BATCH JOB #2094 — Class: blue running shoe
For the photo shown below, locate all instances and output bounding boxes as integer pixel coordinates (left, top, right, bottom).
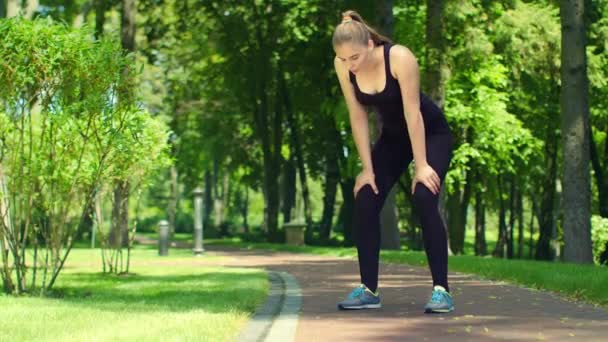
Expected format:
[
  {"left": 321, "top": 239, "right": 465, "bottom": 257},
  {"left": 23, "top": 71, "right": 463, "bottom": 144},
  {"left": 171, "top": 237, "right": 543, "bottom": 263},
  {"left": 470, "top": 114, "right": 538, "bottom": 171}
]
[
  {"left": 337, "top": 284, "right": 381, "bottom": 310},
  {"left": 424, "top": 285, "right": 454, "bottom": 313}
]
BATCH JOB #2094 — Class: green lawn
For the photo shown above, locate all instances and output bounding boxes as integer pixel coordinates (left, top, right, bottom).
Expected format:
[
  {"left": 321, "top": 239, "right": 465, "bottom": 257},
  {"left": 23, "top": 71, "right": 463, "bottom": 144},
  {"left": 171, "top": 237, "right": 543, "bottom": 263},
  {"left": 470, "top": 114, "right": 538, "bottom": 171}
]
[
  {"left": 0, "top": 247, "right": 268, "bottom": 342},
  {"left": 206, "top": 238, "right": 608, "bottom": 309}
]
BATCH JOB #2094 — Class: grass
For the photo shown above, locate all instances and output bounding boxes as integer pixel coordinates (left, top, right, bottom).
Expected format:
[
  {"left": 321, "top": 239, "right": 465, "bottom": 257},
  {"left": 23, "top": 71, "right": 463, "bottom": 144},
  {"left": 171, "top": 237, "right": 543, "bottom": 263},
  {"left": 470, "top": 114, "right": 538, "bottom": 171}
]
[
  {"left": 0, "top": 247, "right": 268, "bottom": 342},
  {"left": 206, "top": 237, "right": 608, "bottom": 309}
]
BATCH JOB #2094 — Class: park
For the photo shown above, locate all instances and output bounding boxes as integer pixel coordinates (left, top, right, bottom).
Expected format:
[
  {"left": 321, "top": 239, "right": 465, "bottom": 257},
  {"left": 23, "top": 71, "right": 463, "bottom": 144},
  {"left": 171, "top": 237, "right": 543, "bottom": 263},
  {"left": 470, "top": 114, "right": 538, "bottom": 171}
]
[{"left": 1, "top": 0, "right": 608, "bottom": 341}]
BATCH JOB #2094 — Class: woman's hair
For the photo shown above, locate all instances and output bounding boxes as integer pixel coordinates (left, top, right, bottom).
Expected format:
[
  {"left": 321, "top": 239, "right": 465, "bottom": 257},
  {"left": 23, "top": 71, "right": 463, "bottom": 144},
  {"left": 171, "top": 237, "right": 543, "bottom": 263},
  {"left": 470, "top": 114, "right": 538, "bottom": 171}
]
[{"left": 332, "top": 10, "right": 392, "bottom": 47}]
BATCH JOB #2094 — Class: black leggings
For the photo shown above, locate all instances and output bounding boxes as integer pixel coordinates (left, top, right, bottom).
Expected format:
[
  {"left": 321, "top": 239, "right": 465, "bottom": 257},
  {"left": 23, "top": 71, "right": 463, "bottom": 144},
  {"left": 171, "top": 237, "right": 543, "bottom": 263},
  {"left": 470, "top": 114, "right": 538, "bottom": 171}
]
[{"left": 353, "top": 132, "right": 453, "bottom": 293}]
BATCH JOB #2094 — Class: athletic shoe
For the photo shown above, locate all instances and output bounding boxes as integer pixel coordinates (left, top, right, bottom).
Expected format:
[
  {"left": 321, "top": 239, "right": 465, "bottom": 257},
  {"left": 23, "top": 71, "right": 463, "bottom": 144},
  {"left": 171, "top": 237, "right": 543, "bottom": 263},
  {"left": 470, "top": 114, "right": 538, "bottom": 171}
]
[
  {"left": 424, "top": 285, "right": 454, "bottom": 313},
  {"left": 337, "top": 284, "right": 381, "bottom": 310}
]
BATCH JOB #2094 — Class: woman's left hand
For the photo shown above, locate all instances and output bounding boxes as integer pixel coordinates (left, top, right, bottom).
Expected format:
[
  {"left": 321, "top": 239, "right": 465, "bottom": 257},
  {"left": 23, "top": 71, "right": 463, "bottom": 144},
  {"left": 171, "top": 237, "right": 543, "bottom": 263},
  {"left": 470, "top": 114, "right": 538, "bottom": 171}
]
[{"left": 411, "top": 164, "right": 441, "bottom": 195}]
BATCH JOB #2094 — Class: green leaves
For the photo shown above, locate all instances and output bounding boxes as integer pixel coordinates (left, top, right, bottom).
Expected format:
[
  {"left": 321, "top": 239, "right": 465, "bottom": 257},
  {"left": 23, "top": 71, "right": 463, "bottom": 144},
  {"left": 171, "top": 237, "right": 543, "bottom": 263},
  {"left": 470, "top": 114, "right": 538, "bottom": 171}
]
[
  {"left": 591, "top": 215, "right": 608, "bottom": 265},
  {"left": 0, "top": 17, "right": 170, "bottom": 293}
]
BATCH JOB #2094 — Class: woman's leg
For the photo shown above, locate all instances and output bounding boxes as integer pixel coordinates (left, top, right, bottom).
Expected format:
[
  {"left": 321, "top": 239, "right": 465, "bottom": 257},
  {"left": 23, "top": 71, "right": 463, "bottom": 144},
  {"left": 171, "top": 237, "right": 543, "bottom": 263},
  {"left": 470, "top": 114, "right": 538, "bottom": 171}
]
[
  {"left": 354, "top": 137, "right": 412, "bottom": 293},
  {"left": 411, "top": 133, "right": 454, "bottom": 292}
]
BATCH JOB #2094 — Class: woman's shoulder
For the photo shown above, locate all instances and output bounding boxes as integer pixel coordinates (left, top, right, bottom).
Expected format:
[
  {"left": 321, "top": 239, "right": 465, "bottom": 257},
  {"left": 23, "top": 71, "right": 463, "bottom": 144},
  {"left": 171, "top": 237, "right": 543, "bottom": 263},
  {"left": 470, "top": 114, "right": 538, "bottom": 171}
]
[
  {"left": 388, "top": 44, "right": 419, "bottom": 77},
  {"left": 388, "top": 44, "right": 417, "bottom": 62}
]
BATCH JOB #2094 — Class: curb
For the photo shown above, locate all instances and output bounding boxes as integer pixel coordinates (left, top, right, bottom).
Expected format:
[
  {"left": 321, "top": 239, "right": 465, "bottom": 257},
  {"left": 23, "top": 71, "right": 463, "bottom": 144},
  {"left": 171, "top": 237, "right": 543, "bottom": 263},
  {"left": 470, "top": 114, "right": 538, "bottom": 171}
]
[{"left": 237, "top": 271, "right": 302, "bottom": 342}]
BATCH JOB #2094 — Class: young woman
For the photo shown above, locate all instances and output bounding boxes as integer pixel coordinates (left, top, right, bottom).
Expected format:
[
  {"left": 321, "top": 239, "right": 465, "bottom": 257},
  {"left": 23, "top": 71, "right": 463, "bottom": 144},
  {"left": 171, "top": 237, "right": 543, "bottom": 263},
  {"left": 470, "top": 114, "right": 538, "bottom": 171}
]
[{"left": 333, "top": 10, "right": 454, "bottom": 313}]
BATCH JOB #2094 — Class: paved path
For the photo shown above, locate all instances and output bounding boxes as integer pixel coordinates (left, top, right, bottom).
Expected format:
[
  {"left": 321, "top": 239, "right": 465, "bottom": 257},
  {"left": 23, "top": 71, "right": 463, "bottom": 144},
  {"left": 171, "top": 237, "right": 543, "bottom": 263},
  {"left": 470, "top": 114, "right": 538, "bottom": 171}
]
[{"left": 141, "top": 237, "right": 607, "bottom": 341}]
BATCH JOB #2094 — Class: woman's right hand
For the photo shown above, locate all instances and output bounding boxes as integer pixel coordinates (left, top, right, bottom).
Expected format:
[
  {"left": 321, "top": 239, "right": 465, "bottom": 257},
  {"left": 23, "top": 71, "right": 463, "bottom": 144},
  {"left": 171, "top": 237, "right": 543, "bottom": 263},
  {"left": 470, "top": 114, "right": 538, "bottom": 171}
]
[{"left": 354, "top": 168, "right": 379, "bottom": 197}]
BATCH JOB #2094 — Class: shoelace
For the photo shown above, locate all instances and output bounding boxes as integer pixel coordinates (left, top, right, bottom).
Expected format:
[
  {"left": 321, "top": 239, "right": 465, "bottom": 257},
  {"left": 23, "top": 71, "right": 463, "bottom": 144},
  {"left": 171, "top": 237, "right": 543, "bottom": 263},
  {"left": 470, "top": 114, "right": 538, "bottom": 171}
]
[
  {"left": 430, "top": 290, "right": 445, "bottom": 303},
  {"left": 348, "top": 286, "right": 365, "bottom": 299}
]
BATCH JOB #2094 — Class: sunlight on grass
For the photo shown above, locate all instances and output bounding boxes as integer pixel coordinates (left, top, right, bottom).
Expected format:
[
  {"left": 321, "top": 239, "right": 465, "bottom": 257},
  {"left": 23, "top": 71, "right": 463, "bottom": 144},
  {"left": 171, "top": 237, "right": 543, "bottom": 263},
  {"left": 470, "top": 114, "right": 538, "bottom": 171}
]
[{"left": 0, "top": 247, "right": 268, "bottom": 342}]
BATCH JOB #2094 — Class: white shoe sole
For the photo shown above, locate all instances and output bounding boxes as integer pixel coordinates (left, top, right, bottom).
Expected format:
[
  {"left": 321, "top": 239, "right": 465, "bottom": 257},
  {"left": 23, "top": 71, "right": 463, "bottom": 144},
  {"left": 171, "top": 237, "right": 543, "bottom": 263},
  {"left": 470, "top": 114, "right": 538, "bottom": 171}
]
[
  {"left": 338, "top": 303, "right": 382, "bottom": 310},
  {"left": 425, "top": 306, "right": 454, "bottom": 313}
]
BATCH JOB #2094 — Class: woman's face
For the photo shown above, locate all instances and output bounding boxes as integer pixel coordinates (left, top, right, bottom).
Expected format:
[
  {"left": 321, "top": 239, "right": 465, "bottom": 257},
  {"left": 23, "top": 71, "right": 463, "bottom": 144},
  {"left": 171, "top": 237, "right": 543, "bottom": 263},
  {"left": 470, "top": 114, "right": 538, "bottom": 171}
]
[{"left": 334, "top": 40, "right": 374, "bottom": 74}]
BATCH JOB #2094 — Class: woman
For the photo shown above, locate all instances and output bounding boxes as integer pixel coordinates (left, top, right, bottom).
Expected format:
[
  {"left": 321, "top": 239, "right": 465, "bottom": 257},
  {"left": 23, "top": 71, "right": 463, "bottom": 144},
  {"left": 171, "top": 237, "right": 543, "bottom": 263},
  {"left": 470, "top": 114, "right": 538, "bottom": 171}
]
[{"left": 333, "top": 10, "right": 454, "bottom": 313}]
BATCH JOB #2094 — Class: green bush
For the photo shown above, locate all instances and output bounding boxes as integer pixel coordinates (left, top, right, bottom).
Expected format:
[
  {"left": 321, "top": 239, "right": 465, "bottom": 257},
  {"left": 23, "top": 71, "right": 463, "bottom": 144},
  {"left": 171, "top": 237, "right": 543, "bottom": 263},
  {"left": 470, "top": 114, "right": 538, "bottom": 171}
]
[
  {"left": 0, "top": 17, "right": 170, "bottom": 293},
  {"left": 591, "top": 215, "right": 608, "bottom": 265}
]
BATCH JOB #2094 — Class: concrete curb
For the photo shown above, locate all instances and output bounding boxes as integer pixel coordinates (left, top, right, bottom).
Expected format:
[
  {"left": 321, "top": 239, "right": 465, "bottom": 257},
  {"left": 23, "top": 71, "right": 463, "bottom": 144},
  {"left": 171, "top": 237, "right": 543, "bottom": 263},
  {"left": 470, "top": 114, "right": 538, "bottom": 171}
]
[{"left": 237, "top": 271, "right": 301, "bottom": 342}]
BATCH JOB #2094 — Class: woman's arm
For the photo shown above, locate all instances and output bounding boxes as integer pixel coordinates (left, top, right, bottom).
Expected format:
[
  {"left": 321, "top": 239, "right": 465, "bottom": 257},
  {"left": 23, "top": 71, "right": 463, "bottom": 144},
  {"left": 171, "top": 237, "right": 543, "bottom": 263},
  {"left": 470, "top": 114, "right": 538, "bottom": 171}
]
[
  {"left": 334, "top": 57, "right": 373, "bottom": 172},
  {"left": 391, "top": 45, "right": 441, "bottom": 194}
]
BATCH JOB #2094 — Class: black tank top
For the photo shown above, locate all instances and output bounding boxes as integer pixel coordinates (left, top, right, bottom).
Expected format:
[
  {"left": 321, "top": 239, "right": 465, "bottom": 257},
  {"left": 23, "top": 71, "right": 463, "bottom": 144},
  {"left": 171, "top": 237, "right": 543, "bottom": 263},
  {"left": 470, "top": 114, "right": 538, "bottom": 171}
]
[{"left": 349, "top": 43, "right": 451, "bottom": 139}]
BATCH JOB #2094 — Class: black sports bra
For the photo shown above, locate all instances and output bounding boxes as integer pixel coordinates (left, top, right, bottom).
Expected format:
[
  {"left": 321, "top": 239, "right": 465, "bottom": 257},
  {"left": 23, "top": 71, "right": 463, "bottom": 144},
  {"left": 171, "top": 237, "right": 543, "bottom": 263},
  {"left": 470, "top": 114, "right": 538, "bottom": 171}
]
[{"left": 349, "top": 43, "right": 451, "bottom": 138}]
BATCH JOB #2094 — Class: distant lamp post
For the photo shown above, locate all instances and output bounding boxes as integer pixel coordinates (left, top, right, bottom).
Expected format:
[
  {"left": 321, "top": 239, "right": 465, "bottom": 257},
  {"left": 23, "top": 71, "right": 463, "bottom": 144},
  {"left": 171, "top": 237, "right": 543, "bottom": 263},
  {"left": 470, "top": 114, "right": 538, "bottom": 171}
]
[
  {"left": 193, "top": 187, "right": 205, "bottom": 255},
  {"left": 158, "top": 220, "right": 169, "bottom": 256}
]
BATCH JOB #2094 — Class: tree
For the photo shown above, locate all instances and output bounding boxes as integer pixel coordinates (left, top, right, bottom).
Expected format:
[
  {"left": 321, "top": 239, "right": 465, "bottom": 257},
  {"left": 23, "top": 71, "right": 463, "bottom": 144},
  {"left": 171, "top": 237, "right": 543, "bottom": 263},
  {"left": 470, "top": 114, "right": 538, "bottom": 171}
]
[
  {"left": 0, "top": 17, "right": 167, "bottom": 293},
  {"left": 560, "top": 0, "right": 593, "bottom": 263}
]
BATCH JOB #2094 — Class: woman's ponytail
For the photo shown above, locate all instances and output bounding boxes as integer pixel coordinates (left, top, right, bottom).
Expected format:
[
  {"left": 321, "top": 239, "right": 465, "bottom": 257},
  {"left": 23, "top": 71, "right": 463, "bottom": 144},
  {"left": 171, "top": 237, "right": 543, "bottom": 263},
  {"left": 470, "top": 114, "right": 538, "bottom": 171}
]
[{"left": 333, "top": 10, "right": 392, "bottom": 47}]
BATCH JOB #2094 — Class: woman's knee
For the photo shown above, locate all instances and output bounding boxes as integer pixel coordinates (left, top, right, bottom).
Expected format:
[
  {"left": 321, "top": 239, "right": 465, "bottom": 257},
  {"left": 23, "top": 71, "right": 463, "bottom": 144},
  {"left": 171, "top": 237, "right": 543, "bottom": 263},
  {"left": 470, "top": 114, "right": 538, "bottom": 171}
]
[
  {"left": 354, "top": 184, "right": 383, "bottom": 214},
  {"left": 412, "top": 183, "right": 438, "bottom": 210}
]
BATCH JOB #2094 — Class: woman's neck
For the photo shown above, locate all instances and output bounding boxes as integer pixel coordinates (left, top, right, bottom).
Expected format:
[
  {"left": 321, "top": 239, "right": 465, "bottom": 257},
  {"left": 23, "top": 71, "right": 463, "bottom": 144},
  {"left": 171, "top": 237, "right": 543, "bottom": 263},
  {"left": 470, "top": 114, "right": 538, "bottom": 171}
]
[{"left": 360, "top": 45, "right": 384, "bottom": 73}]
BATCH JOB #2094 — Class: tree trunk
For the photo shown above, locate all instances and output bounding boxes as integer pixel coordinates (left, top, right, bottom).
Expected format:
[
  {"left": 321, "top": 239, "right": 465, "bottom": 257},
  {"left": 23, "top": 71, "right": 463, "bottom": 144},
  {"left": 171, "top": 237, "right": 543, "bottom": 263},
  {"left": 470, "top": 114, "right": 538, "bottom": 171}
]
[
  {"left": 380, "top": 188, "right": 401, "bottom": 249},
  {"left": 517, "top": 188, "right": 524, "bottom": 258},
  {"left": 6, "top": 0, "right": 37, "bottom": 18},
  {"left": 529, "top": 200, "right": 536, "bottom": 259},
  {"left": 507, "top": 178, "right": 515, "bottom": 259},
  {"left": 242, "top": 186, "right": 249, "bottom": 233},
  {"left": 446, "top": 169, "right": 472, "bottom": 254},
  {"left": 220, "top": 172, "right": 230, "bottom": 236},
  {"left": 76, "top": 200, "right": 94, "bottom": 242},
  {"left": 168, "top": 165, "right": 178, "bottom": 237},
  {"left": 425, "top": 0, "right": 446, "bottom": 109},
  {"left": 5, "top": 0, "right": 16, "bottom": 17},
  {"left": 72, "top": 0, "right": 92, "bottom": 28},
  {"left": 94, "top": 0, "right": 106, "bottom": 40},
  {"left": 213, "top": 159, "right": 221, "bottom": 229},
  {"left": 400, "top": 172, "right": 422, "bottom": 250},
  {"left": 376, "top": 0, "right": 394, "bottom": 39},
  {"left": 536, "top": 130, "right": 559, "bottom": 260},
  {"left": 320, "top": 151, "right": 339, "bottom": 242},
  {"left": 474, "top": 187, "right": 487, "bottom": 256},
  {"left": 259, "top": 74, "right": 283, "bottom": 241},
  {"left": 251, "top": 29, "right": 281, "bottom": 239},
  {"left": 204, "top": 170, "right": 213, "bottom": 227},
  {"left": 112, "top": 0, "right": 136, "bottom": 250},
  {"left": 279, "top": 67, "right": 311, "bottom": 232},
  {"left": 446, "top": 190, "right": 464, "bottom": 254},
  {"left": 121, "top": 0, "right": 136, "bottom": 52},
  {"left": 282, "top": 154, "right": 296, "bottom": 224},
  {"left": 111, "top": 180, "right": 129, "bottom": 249},
  {"left": 0, "top": 163, "right": 15, "bottom": 293},
  {"left": 560, "top": 0, "right": 593, "bottom": 263},
  {"left": 493, "top": 175, "right": 507, "bottom": 258},
  {"left": 397, "top": 175, "right": 422, "bottom": 250},
  {"left": 24, "top": 0, "right": 37, "bottom": 18}
]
